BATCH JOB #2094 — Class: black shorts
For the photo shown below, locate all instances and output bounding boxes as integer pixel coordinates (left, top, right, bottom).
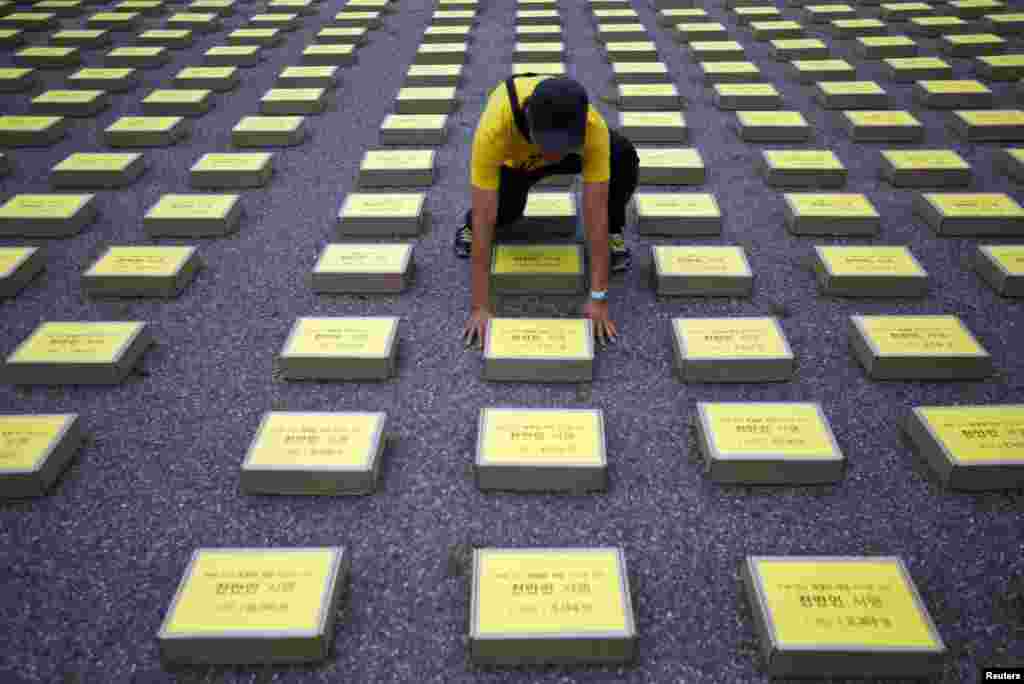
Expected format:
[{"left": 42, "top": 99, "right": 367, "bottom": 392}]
[{"left": 465, "top": 129, "right": 640, "bottom": 235}]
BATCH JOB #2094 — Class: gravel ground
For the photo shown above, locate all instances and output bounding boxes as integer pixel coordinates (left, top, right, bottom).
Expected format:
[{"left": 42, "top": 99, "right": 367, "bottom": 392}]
[{"left": 1, "top": 0, "right": 1023, "bottom": 682}]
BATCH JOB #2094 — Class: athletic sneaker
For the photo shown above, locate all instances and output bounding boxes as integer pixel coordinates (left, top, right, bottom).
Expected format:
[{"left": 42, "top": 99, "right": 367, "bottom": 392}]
[
  {"left": 454, "top": 222, "right": 472, "bottom": 258},
  {"left": 454, "top": 223, "right": 632, "bottom": 273},
  {"left": 609, "top": 232, "right": 631, "bottom": 273}
]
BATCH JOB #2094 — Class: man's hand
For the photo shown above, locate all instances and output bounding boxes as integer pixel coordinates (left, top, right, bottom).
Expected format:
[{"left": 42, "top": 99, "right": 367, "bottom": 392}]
[
  {"left": 463, "top": 305, "right": 493, "bottom": 350},
  {"left": 583, "top": 299, "right": 617, "bottom": 347}
]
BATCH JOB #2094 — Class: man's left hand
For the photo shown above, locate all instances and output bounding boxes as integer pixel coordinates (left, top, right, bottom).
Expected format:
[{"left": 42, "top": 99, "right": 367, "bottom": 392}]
[{"left": 582, "top": 299, "right": 617, "bottom": 347}]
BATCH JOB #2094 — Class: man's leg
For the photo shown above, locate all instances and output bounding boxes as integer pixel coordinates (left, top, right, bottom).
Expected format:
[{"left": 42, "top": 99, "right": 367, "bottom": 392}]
[
  {"left": 455, "top": 166, "right": 537, "bottom": 257},
  {"left": 607, "top": 129, "right": 640, "bottom": 272}
]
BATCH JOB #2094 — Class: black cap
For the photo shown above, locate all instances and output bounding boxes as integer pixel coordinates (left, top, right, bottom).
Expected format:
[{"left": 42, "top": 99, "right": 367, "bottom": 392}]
[{"left": 526, "top": 77, "right": 588, "bottom": 153}]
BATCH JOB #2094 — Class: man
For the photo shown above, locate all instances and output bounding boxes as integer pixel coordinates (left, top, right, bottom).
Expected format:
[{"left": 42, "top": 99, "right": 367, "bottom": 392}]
[{"left": 457, "top": 74, "right": 640, "bottom": 348}]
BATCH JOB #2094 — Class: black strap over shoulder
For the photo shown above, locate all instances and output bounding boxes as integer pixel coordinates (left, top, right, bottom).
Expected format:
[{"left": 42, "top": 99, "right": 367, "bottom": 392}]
[{"left": 505, "top": 73, "right": 537, "bottom": 143}]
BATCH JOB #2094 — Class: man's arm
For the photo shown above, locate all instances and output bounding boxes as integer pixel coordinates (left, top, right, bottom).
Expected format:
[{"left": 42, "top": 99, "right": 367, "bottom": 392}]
[
  {"left": 582, "top": 180, "right": 609, "bottom": 294},
  {"left": 581, "top": 180, "right": 617, "bottom": 344},
  {"left": 464, "top": 184, "right": 499, "bottom": 348}
]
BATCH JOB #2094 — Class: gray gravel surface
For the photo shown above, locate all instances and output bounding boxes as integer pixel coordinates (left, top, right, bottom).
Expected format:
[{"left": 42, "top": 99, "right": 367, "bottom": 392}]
[{"left": 1, "top": 0, "right": 1023, "bottom": 682}]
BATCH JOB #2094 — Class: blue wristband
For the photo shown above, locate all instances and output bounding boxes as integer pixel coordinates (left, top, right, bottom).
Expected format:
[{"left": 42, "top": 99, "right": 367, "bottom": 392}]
[{"left": 590, "top": 290, "right": 607, "bottom": 301}]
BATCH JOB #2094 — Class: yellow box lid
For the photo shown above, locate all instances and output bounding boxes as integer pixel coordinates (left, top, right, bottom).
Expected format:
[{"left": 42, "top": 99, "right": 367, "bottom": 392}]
[
  {"left": 492, "top": 244, "right": 582, "bottom": 275},
  {"left": 599, "top": 22, "right": 645, "bottom": 32},
  {"left": 88, "top": 11, "right": 138, "bottom": 19},
  {"left": 981, "top": 244, "right": 1024, "bottom": 275},
  {"left": 859, "top": 36, "right": 916, "bottom": 46},
  {"left": 833, "top": 19, "right": 885, "bottom": 27},
  {"left": 475, "top": 548, "right": 628, "bottom": 636},
  {"left": 637, "top": 147, "right": 704, "bottom": 167},
  {"left": 806, "top": 3, "right": 855, "bottom": 11},
  {"left": 85, "top": 245, "right": 193, "bottom": 277},
  {"left": 382, "top": 114, "right": 447, "bottom": 129},
  {"left": 923, "top": 192, "right": 1024, "bottom": 217},
  {"left": 397, "top": 86, "right": 456, "bottom": 100},
  {"left": 0, "top": 69, "right": 35, "bottom": 79},
  {"left": 361, "top": 149, "right": 434, "bottom": 170},
  {"left": 604, "top": 41, "right": 656, "bottom": 50},
  {"left": 978, "top": 55, "right": 1024, "bottom": 67},
  {"left": 34, "top": 89, "right": 103, "bottom": 103},
  {"left": 738, "top": 111, "right": 808, "bottom": 126},
  {"left": 0, "top": 115, "right": 63, "bottom": 132},
  {"left": 955, "top": 109, "right": 1024, "bottom": 126},
  {"left": 107, "top": 115, "right": 181, "bottom": 131},
  {"left": 844, "top": 110, "right": 920, "bottom": 126},
  {"left": 53, "top": 30, "right": 105, "bottom": 38},
  {"left": 516, "top": 23, "right": 561, "bottom": 32},
  {"left": 53, "top": 152, "right": 139, "bottom": 172},
  {"left": 0, "top": 246, "right": 37, "bottom": 279},
  {"left": 8, "top": 321, "right": 144, "bottom": 364},
  {"left": 703, "top": 61, "right": 758, "bottom": 74},
  {"left": 772, "top": 39, "right": 826, "bottom": 48},
  {"left": 752, "top": 20, "right": 802, "bottom": 29},
  {"left": 916, "top": 405, "right": 1024, "bottom": 464},
  {"left": 245, "top": 411, "right": 384, "bottom": 468},
  {"left": 71, "top": 68, "right": 133, "bottom": 79},
  {"left": 944, "top": 32, "right": 1003, "bottom": 44},
  {"left": 163, "top": 548, "right": 337, "bottom": 634},
  {"left": 816, "top": 245, "right": 926, "bottom": 277},
  {"left": 653, "top": 245, "right": 750, "bottom": 276},
  {"left": 144, "top": 89, "right": 208, "bottom": 103},
  {"left": 478, "top": 408, "right": 603, "bottom": 465},
  {"left": 191, "top": 152, "right": 271, "bottom": 172},
  {"left": 620, "top": 111, "right": 685, "bottom": 126},
  {"left": 261, "top": 88, "right": 324, "bottom": 101},
  {"left": 885, "top": 57, "right": 949, "bottom": 68},
  {"left": 0, "top": 414, "right": 75, "bottom": 473},
  {"left": 881, "top": 2, "right": 931, "bottom": 8},
  {"left": 918, "top": 79, "right": 990, "bottom": 94},
  {"left": 690, "top": 41, "right": 743, "bottom": 51},
  {"left": 427, "top": 25, "right": 471, "bottom": 34},
  {"left": 786, "top": 193, "right": 879, "bottom": 217},
  {"left": 792, "top": 59, "right": 853, "bottom": 70},
  {"left": 0, "top": 193, "right": 92, "bottom": 219},
  {"left": 750, "top": 557, "right": 944, "bottom": 649},
  {"left": 108, "top": 46, "right": 163, "bottom": 57},
  {"left": 715, "top": 83, "right": 778, "bottom": 96},
  {"left": 282, "top": 66, "right": 337, "bottom": 77},
  {"left": 314, "top": 243, "right": 411, "bottom": 274},
  {"left": 304, "top": 44, "right": 354, "bottom": 54},
  {"left": 485, "top": 318, "right": 592, "bottom": 360},
  {"left": 233, "top": 115, "right": 303, "bottom": 132},
  {"left": 701, "top": 402, "right": 839, "bottom": 458},
  {"left": 177, "top": 66, "right": 236, "bottom": 78},
  {"left": 206, "top": 45, "right": 258, "bottom": 56},
  {"left": 818, "top": 81, "right": 885, "bottom": 95},
  {"left": 881, "top": 149, "right": 969, "bottom": 169},
  {"left": 145, "top": 193, "right": 237, "bottom": 219},
  {"left": 283, "top": 316, "right": 398, "bottom": 357},
  {"left": 233, "top": 29, "right": 278, "bottom": 37},
  {"left": 855, "top": 315, "right": 987, "bottom": 356},
  {"left": 637, "top": 192, "right": 719, "bottom": 217},
  {"left": 675, "top": 317, "right": 791, "bottom": 359},
  {"left": 341, "top": 192, "right": 424, "bottom": 218},
  {"left": 523, "top": 192, "right": 574, "bottom": 216},
  {"left": 252, "top": 12, "right": 297, "bottom": 20},
  {"left": 675, "top": 21, "right": 725, "bottom": 30},
  {"left": 764, "top": 150, "right": 843, "bottom": 170},
  {"left": 911, "top": 15, "right": 965, "bottom": 25},
  {"left": 618, "top": 83, "right": 678, "bottom": 96}
]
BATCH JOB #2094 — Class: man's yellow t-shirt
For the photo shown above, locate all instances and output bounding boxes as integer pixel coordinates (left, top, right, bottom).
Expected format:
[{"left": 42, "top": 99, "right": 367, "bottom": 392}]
[{"left": 470, "top": 76, "right": 611, "bottom": 191}]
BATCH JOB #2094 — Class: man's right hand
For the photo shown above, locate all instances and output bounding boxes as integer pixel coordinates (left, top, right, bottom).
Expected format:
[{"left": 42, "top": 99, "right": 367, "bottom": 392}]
[{"left": 463, "top": 306, "right": 493, "bottom": 350}]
